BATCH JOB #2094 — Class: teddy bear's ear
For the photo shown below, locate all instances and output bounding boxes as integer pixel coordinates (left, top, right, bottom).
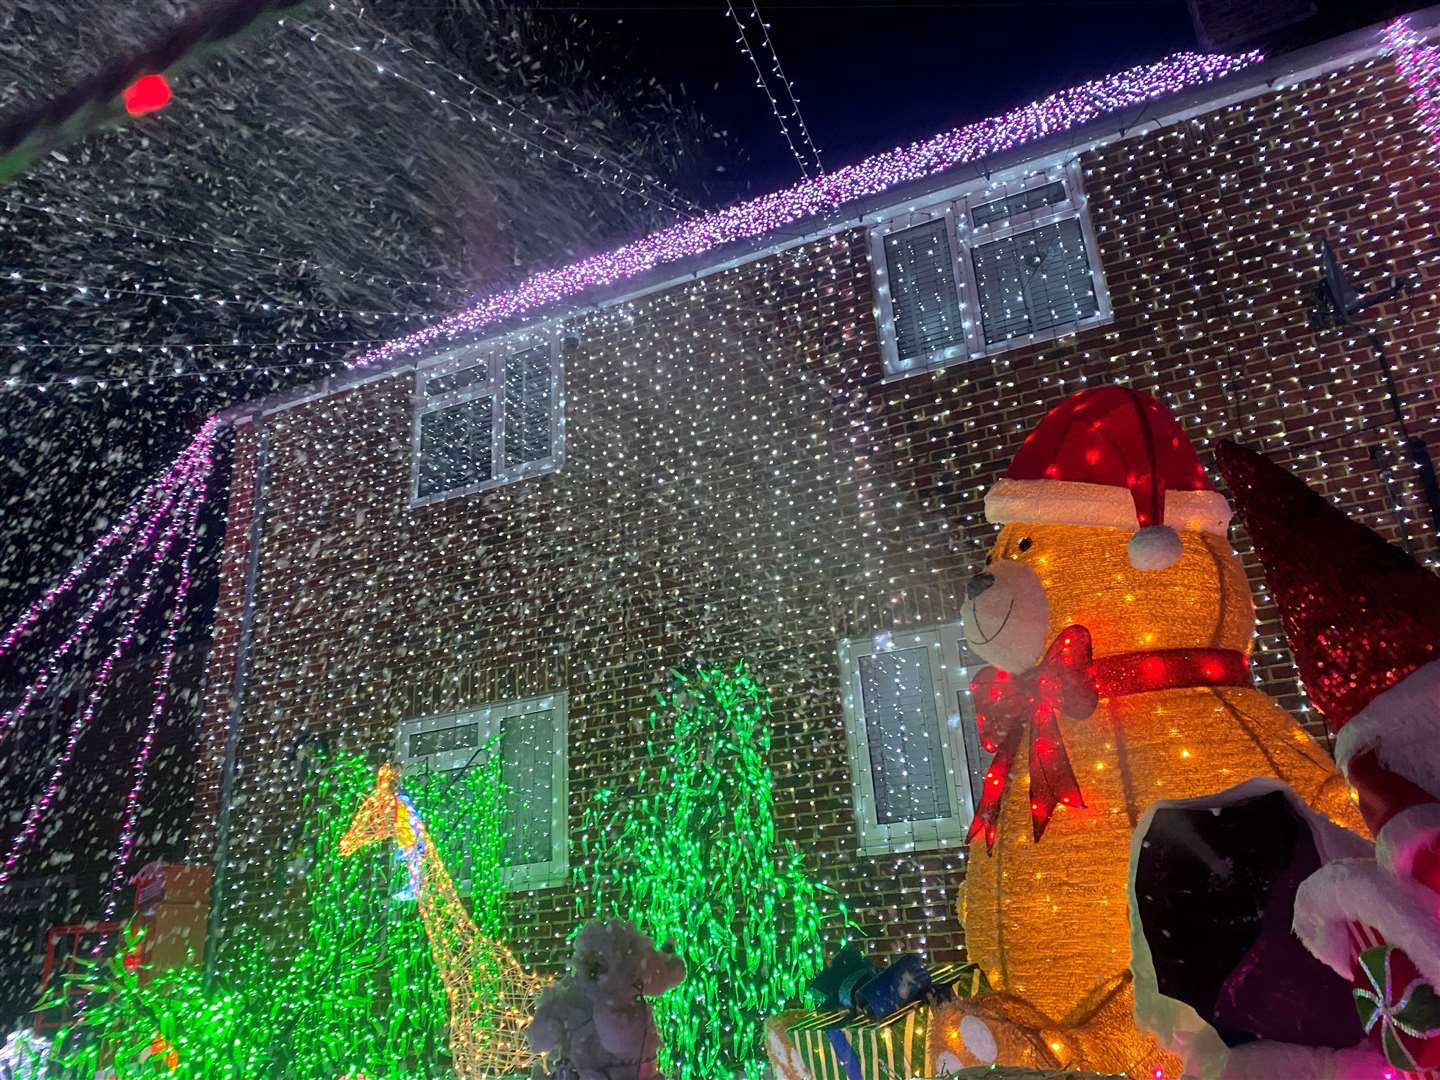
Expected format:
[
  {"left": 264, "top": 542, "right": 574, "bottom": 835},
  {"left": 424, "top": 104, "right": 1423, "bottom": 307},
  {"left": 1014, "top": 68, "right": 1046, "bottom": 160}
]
[{"left": 1128, "top": 524, "right": 1183, "bottom": 571}]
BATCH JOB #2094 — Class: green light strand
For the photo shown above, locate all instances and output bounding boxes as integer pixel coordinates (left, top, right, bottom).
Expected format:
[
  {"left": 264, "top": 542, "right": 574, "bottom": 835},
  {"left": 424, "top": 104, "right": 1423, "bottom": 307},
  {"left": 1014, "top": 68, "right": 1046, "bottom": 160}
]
[{"left": 576, "top": 660, "right": 842, "bottom": 1080}]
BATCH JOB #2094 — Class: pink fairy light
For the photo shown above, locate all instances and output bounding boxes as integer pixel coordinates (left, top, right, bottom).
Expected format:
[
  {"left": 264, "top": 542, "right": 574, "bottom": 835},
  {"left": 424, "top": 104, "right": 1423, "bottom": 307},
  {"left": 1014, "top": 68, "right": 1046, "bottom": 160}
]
[
  {"left": 1384, "top": 18, "right": 1440, "bottom": 151},
  {"left": 0, "top": 439, "right": 199, "bottom": 658},
  {"left": 347, "top": 49, "right": 1260, "bottom": 371},
  {"left": 100, "top": 443, "right": 212, "bottom": 918},
  {"left": 0, "top": 477, "right": 207, "bottom": 887},
  {"left": 0, "top": 427, "right": 213, "bottom": 746},
  {"left": 0, "top": 469, "right": 177, "bottom": 656}
]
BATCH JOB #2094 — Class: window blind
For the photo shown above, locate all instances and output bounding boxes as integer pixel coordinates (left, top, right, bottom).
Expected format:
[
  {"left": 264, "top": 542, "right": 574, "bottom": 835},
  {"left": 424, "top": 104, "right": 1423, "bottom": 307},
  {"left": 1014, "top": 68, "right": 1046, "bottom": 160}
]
[
  {"left": 416, "top": 396, "right": 494, "bottom": 499},
  {"left": 500, "top": 708, "right": 555, "bottom": 867},
  {"left": 409, "top": 721, "right": 479, "bottom": 758},
  {"left": 425, "top": 363, "right": 489, "bottom": 397},
  {"left": 971, "top": 217, "right": 1099, "bottom": 346},
  {"left": 503, "top": 346, "right": 555, "bottom": 469},
  {"left": 857, "top": 648, "right": 952, "bottom": 824},
  {"left": 882, "top": 218, "right": 967, "bottom": 366}
]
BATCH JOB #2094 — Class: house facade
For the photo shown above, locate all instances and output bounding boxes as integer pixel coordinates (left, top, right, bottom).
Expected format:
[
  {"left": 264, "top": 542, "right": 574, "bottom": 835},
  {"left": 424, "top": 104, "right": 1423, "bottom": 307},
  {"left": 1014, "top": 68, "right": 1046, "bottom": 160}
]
[{"left": 190, "top": 16, "right": 1440, "bottom": 975}]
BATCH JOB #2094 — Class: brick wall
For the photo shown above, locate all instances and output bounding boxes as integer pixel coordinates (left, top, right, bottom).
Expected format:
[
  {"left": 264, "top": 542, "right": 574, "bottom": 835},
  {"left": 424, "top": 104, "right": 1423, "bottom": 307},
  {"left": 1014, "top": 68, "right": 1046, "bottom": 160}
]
[{"left": 192, "top": 56, "right": 1440, "bottom": 973}]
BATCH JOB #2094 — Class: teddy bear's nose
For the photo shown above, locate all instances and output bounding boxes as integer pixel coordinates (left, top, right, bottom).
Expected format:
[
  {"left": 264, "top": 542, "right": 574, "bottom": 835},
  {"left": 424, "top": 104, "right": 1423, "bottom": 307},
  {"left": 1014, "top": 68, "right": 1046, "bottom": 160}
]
[{"left": 966, "top": 572, "right": 995, "bottom": 600}]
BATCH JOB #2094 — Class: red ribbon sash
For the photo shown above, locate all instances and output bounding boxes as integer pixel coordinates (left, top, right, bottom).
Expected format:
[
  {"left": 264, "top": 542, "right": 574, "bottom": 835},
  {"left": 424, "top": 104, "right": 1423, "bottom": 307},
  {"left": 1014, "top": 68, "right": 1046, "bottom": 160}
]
[{"left": 968, "top": 628, "right": 1251, "bottom": 852}]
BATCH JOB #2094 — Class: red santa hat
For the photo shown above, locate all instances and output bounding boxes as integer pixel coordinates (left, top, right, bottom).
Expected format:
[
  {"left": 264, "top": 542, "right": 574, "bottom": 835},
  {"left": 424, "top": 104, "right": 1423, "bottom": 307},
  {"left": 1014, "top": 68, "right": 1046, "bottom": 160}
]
[
  {"left": 984, "top": 386, "right": 1231, "bottom": 571},
  {"left": 1214, "top": 440, "right": 1440, "bottom": 850}
]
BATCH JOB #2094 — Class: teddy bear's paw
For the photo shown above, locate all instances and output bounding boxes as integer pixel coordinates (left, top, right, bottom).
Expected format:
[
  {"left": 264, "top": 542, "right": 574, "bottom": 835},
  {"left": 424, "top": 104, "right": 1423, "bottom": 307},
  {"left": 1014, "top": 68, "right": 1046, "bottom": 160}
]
[
  {"left": 928, "top": 993, "right": 1063, "bottom": 1071},
  {"left": 956, "top": 1015, "right": 998, "bottom": 1063}
]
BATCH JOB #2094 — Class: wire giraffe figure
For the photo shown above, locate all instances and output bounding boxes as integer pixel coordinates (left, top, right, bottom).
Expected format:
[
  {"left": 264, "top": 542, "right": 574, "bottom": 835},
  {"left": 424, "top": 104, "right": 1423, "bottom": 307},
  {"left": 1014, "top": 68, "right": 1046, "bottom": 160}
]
[{"left": 340, "top": 764, "right": 547, "bottom": 1078}]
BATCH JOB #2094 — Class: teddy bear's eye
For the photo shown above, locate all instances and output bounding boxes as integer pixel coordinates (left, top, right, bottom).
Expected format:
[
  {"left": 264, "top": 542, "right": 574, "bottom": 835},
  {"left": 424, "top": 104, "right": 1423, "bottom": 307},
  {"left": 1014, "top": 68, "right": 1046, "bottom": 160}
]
[{"left": 1017, "top": 537, "right": 1033, "bottom": 552}]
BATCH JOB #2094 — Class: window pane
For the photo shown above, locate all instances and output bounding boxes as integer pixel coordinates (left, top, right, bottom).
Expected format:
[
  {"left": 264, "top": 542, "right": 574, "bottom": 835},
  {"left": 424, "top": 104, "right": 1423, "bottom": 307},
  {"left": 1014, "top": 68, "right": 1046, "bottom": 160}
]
[
  {"left": 408, "top": 722, "right": 480, "bottom": 759},
  {"left": 425, "top": 363, "right": 489, "bottom": 397},
  {"left": 503, "top": 346, "right": 555, "bottom": 469},
  {"left": 857, "top": 648, "right": 952, "bottom": 824},
  {"left": 501, "top": 709, "right": 555, "bottom": 866},
  {"left": 971, "top": 217, "right": 1099, "bottom": 346},
  {"left": 882, "top": 219, "right": 966, "bottom": 365},
  {"left": 953, "top": 676, "right": 992, "bottom": 814},
  {"left": 417, "top": 396, "right": 494, "bottom": 498},
  {"left": 970, "top": 181, "right": 1066, "bottom": 228}
]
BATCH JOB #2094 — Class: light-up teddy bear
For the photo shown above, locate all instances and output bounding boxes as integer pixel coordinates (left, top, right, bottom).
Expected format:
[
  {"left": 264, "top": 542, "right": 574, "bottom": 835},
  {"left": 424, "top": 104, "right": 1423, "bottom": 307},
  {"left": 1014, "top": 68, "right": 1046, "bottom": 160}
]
[
  {"left": 928, "top": 387, "right": 1365, "bottom": 1077},
  {"left": 527, "top": 919, "right": 686, "bottom": 1080}
]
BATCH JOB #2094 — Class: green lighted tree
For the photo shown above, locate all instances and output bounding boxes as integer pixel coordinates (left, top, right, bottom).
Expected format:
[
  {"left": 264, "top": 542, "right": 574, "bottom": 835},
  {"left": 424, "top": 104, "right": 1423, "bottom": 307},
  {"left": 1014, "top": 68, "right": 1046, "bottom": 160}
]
[{"left": 577, "top": 660, "right": 838, "bottom": 1080}]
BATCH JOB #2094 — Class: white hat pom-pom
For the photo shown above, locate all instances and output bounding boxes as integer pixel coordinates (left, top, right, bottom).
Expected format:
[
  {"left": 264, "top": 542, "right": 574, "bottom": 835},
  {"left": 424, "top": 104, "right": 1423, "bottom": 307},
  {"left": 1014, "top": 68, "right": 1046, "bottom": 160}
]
[{"left": 1128, "top": 524, "right": 1183, "bottom": 571}]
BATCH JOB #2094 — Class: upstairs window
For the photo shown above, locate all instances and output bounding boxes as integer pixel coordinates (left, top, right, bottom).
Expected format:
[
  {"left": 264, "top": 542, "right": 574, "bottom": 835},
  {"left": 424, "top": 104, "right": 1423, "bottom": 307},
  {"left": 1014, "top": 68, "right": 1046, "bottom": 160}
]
[
  {"left": 412, "top": 329, "right": 563, "bottom": 504},
  {"left": 837, "top": 625, "right": 989, "bottom": 855},
  {"left": 869, "top": 164, "right": 1109, "bottom": 377},
  {"left": 397, "top": 692, "right": 569, "bottom": 891}
]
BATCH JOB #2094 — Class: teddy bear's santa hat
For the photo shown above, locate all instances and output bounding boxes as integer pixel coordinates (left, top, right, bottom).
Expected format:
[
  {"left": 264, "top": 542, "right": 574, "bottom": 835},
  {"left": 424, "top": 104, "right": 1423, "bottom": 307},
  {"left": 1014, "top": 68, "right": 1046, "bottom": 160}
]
[
  {"left": 984, "top": 386, "right": 1232, "bottom": 571},
  {"left": 1215, "top": 440, "right": 1440, "bottom": 1018}
]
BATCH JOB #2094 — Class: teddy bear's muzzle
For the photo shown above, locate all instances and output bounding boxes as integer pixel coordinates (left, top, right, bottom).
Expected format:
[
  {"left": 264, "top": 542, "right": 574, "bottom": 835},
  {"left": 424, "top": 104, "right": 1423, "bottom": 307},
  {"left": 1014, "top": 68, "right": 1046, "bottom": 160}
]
[{"left": 961, "top": 559, "right": 1050, "bottom": 673}]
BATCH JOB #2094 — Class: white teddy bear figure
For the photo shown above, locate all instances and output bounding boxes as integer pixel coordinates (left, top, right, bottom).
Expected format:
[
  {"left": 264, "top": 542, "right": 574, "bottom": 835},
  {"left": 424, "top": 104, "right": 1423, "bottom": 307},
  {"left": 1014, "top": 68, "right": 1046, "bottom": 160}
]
[{"left": 527, "top": 919, "right": 686, "bottom": 1080}]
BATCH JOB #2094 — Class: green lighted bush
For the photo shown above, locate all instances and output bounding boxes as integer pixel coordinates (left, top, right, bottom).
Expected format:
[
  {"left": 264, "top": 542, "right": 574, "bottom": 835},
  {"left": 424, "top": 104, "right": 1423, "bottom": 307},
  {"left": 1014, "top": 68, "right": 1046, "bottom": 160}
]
[{"left": 576, "top": 661, "right": 842, "bottom": 1079}]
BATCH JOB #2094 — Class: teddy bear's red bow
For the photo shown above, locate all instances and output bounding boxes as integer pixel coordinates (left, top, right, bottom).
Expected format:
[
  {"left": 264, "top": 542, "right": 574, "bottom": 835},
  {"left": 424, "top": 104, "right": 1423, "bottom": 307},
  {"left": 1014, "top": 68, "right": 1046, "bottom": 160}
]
[{"left": 967, "top": 626, "right": 1099, "bottom": 852}]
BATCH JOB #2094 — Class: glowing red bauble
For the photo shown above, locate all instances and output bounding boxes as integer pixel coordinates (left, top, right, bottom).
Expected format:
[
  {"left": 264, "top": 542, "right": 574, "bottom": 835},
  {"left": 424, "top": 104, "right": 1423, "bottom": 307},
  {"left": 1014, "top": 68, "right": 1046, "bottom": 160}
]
[{"left": 123, "top": 74, "right": 172, "bottom": 117}]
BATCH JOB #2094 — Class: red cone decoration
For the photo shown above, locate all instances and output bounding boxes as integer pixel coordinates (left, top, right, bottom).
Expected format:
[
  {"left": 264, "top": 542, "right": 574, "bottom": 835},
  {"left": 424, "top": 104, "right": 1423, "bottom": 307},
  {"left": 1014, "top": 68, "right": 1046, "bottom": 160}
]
[{"left": 1214, "top": 440, "right": 1440, "bottom": 731}]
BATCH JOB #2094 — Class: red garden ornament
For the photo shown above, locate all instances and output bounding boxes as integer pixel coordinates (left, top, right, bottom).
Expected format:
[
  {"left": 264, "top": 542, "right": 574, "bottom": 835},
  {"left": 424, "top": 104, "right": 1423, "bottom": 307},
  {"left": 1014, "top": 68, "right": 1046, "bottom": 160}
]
[{"left": 123, "top": 74, "right": 172, "bottom": 118}]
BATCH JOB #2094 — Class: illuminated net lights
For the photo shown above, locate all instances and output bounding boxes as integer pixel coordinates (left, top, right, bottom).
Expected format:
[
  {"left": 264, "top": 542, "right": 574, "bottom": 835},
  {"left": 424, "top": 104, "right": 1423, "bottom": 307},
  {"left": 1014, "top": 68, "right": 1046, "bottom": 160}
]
[
  {"left": 340, "top": 764, "right": 546, "bottom": 1078},
  {"left": 576, "top": 662, "right": 838, "bottom": 1080},
  {"left": 50, "top": 755, "right": 487, "bottom": 1078}
]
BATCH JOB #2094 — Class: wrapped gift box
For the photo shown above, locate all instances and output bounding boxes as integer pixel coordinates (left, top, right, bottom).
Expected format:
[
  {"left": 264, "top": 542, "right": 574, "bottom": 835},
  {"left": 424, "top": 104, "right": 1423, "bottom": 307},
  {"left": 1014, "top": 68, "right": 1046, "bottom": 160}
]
[{"left": 777, "top": 963, "right": 987, "bottom": 1080}]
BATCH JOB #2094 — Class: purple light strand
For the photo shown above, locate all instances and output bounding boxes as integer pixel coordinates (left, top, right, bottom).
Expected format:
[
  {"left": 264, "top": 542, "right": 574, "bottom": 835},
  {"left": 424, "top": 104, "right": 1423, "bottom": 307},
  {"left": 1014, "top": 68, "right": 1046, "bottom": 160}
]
[
  {"left": 0, "top": 476, "right": 207, "bottom": 888},
  {"left": 1384, "top": 18, "right": 1440, "bottom": 151},
  {"left": 100, "top": 444, "right": 211, "bottom": 919},
  {"left": 346, "top": 49, "right": 1260, "bottom": 371},
  {"left": 0, "top": 436, "right": 209, "bottom": 746},
  {"left": 0, "top": 447, "right": 195, "bottom": 659}
]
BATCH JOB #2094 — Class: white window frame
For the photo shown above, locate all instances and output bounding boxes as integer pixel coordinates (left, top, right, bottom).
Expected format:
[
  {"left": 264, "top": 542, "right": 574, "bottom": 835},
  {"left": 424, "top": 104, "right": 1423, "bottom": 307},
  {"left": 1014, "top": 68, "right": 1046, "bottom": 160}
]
[
  {"left": 869, "top": 161, "right": 1111, "bottom": 379},
  {"left": 837, "top": 625, "right": 989, "bottom": 856},
  {"left": 410, "top": 326, "right": 565, "bottom": 507},
  {"left": 395, "top": 691, "right": 569, "bottom": 892}
]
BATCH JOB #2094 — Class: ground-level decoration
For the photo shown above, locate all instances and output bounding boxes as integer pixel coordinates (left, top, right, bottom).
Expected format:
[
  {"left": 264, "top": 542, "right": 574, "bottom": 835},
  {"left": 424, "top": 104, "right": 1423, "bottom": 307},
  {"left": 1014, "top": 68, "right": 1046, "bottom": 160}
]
[
  {"left": 576, "top": 661, "right": 837, "bottom": 1080},
  {"left": 763, "top": 960, "right": 987, "bottom": 1079},
  {"left": 1130, "top": 440, "right": 1440, "bottom": 1079},
  {"left": 526, "top": 918, "right": 685, "bottom": 1079},
  {"left": 44, "top": 756, "right": 458, "bottom": 1078},
  {"left": 341, "top": 763, "right": 547, "bottom": 1078},
  {"left": 945, "top": 387, "right": 1365, "bottom": 1076}
]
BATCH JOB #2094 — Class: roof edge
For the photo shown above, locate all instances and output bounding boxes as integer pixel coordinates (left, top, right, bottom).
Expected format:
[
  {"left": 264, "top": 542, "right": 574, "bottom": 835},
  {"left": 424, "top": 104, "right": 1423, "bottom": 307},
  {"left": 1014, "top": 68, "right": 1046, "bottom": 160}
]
[{"left": 221, "top": 4, "right": 1440, "bottom": 426}]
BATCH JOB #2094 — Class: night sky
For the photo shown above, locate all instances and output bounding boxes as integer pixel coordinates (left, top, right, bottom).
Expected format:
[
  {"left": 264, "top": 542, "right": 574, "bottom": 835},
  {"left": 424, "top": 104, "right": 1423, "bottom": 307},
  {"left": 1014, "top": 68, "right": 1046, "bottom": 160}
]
[{"left": 560, "top": 0, "right": 1200, "bottom": 202}]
